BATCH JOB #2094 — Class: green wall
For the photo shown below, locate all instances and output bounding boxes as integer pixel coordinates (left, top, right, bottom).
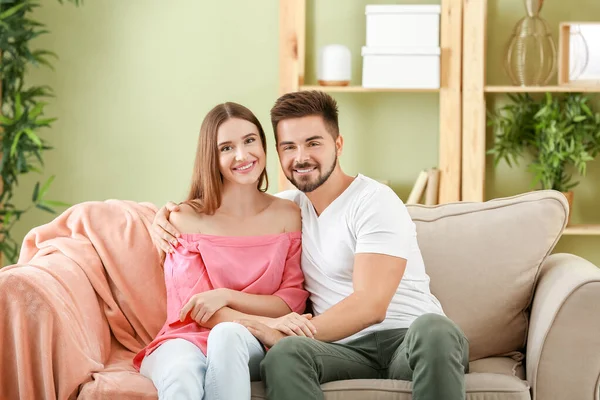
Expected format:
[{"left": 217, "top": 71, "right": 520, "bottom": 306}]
[{"left": 11, "top": 0, "right": 599, "bottom": 265}]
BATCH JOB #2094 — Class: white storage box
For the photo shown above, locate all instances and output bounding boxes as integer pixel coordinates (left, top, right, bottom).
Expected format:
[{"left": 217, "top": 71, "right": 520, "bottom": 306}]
[
  {"left": 366, "top": 5, "right": 441, "bottom": 48},
  {"left": 361, "top": 47, "right": 440, "bottom": 89}
]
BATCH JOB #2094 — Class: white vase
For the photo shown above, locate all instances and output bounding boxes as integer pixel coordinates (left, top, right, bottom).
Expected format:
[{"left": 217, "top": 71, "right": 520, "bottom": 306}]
[
  {"left": 318, "top": 45, "right": 351, "bottom": 86},
  {"left": 569, "top": 25, "right": 589, "bottom": 81}
]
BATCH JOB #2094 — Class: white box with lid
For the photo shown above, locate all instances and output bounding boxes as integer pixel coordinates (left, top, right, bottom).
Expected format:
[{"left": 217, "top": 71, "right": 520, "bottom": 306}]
[
  {"left": 366, "top": 4, "right": 441, "bottom": 48},
  {"left": 361, "top": 46, "right": 440, "bottom": 89}
]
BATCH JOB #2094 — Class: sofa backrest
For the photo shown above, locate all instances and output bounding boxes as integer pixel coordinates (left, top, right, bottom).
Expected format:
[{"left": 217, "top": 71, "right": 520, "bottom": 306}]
[{"left": 407, "top": 190, "right": 568, "bottom": 360}]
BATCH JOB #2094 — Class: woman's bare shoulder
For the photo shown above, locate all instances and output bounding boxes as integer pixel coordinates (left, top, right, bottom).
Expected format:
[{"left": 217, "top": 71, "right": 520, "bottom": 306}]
[
  {"left": 168, "top": 203, "right": 205, "bottom": 233},
  {"left": 264, "top": 194, "right": 301, "bottom": 232}
]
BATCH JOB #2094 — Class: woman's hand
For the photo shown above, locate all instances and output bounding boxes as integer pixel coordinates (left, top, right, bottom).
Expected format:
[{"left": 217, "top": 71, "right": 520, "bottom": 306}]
[
  {"left": 151, "top": 201, "right": 181, "bottom": 255},
  {"left": 266, "top": 312, "right": 317, "bottom": 338},
  {"left": 180, "top": 289, "right": 231, "bottom": 325}
]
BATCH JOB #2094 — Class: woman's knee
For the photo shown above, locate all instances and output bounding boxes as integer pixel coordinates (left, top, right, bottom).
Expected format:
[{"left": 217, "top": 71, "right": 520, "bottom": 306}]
[
  {"left": 207, "top": 322, "right": 253, "bottom": 353},
  {"left": 152, "top": 353, "right": 206, "bottom": 398},
  {"left": 166, "top": 355, "right": 205, "bottom": 379}
]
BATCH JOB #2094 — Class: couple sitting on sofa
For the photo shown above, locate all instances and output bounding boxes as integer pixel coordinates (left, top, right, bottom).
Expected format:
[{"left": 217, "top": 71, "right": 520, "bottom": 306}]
[{"left": 143, "top": 90, "right": 470, "bottom": 400}]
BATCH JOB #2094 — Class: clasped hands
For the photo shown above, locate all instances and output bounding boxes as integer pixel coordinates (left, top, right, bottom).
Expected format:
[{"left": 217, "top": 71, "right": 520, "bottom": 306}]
[{"left": 179, "top": 288, "right": 317, "bottom": 347}]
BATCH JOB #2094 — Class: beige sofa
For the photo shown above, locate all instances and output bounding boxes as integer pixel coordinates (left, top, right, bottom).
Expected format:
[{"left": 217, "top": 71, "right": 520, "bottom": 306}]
[{"left": 1, "top": 190, "right": 598, "bottom": 399}]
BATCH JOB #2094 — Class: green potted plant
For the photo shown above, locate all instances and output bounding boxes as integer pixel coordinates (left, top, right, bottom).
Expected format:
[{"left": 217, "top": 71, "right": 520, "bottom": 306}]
[
  {"left": 488, "top": 92, "right": 600, "bottom": 224},
  {"left": 0, "top": 0, "right": 80, "bottom": 264}
]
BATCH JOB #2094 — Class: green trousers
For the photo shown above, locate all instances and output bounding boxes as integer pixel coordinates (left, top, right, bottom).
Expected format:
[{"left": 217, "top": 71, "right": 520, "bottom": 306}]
[{"left": 260, "top": 313, "right": 470, "bottom": 400}]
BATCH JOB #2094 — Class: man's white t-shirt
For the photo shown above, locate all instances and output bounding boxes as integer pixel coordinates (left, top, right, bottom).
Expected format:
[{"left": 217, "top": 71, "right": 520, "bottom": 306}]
[{"left": 277, "top": 174, "right": 445, "bottom": 344}]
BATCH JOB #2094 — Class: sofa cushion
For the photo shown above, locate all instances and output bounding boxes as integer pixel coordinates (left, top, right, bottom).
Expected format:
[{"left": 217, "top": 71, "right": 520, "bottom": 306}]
[
  {"left": 250, "top": 370, "right": 529, "bottom": 400},
  {"left": 406, "top": 190, "right": 568, "bottom": 360},
  {"left": 470, "top": 356, "right": 525, "bottom": 380}
]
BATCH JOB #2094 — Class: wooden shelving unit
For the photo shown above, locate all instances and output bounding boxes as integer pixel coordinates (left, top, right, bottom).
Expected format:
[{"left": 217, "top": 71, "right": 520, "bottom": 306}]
[
  {"left": 564, "top": 224, "right": 600, "bottom": 236},
  {"left": 300, "top": 85, "right": 440, "bottom": 93},
  {"left": 485, "top": 85, "right": 600, "bottom": 93},
  {"left": 279, "top": 0, "right": 463, "bottom": 204},
  {"left": 461, "top": 1, "right": 600, "bottom": 203},
  {"left": 461, "top": 0, "right": 600, "bottom": 237}
]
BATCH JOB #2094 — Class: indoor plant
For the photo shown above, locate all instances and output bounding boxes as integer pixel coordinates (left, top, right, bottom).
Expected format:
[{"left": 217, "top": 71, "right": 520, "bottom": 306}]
[
  {"left": 0, "top": 0, "right": 80, "bottom": 263},
  {"left": 488, "top": 92, "right": 600, "bottom": 222}
]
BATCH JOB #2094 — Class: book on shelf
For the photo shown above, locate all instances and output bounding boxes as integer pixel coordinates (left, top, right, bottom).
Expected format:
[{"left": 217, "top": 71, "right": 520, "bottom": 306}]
[
  {"left": 406, "top": 167, "right": 440, "bottom": 205},
  {"left": 425, "top": 167, "right": 440, "bottom": 206}
]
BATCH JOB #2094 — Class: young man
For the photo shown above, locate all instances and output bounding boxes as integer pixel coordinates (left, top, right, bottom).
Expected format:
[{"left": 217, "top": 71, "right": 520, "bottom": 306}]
[{"left": 151, "top": 91, "right": 469, "bottom": 400}]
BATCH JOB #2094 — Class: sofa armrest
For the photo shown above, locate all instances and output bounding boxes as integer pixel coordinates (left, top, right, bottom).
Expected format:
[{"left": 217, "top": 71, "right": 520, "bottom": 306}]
[
  {"left": 526, "top": 253, "right": 600, "bottom": 400},
  {"left": 0, "top": 255, "right": 111, "bottom": 400}
]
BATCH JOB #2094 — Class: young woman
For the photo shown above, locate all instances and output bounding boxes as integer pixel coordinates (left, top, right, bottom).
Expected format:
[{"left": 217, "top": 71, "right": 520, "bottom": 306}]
[{"left": 134, "top": 102, "right": 314, "bottom": 400}]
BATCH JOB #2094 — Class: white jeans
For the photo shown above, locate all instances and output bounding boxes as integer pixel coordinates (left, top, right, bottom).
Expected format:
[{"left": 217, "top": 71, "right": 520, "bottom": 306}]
[{"left": 140, "top": 322, "right": 265, "bottom": 400}]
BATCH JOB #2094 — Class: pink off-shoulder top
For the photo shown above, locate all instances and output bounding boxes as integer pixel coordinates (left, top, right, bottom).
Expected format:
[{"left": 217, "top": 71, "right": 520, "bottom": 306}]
[{"left": 134, "top": 231, "right": 307, "bottom": 369}]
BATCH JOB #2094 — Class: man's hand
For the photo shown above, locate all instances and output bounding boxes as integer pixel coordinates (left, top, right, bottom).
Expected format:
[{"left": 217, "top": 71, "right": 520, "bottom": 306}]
[
  {"left": 237, "top": 319, "right": 287, "bottom": 348},
  {"left": 180, "top": 289, "right": 231, "bottom": 325},
  {"left": 266, "top": 312, "right": 317, "bottom": 338},
  {"left": 151, "top": 201, "right": 181, "bottom": 255}
]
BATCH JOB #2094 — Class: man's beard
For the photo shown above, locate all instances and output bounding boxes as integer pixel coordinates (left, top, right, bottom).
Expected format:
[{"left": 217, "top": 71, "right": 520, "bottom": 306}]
[{"left": 287, "top": 155, "right": 337, "bottom": 193}]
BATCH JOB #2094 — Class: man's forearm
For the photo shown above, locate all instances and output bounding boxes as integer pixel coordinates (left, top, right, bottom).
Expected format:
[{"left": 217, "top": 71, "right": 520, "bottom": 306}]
[
  {"left": 225, "top": 290, "right": 292, "bottom": 317},
  {"left": 311, "top": 292, "right": 384, "bottom": 342}
]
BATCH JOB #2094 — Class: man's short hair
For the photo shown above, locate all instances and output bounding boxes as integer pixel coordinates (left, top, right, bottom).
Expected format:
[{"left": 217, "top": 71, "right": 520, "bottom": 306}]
[{"left": 270, "top": 90, "right": 339, "bottom": 141}]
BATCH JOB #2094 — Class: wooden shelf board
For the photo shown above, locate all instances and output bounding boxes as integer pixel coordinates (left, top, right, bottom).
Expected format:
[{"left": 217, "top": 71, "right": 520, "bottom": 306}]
[
  {"left": 485, "top": 85, "right": 600, "bottom": 93},
  {"left": 300, "top": 85, "right": 439, "bottom": 93},
  {"left": 563, "top": 224, "right": 600, "bottom": 236}
]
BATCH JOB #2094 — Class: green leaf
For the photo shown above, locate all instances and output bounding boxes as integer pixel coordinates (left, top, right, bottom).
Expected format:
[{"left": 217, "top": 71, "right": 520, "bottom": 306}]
[
  {"left": 10, "top": 130, "right": 24, "bottom": 157},
  {"left": 24, "top": 129, "right": 42, "bottom": 147},
  {"left": 35, "top": 203, "right": 55, "bottom": 214},
  {"left": 23, "top": 85, "right": 54, "bottom": 99},
  {"left": 507, "top": 94, "right": 519, "bottom": 104},
  {"left": 23, "top": 18, "right": 45, "bottom": 27},
  {"left": 534, "top": 106, "right": 547, "bottom": 119},
  {"left": 31, "top": 55, "right": 55, "bottom": 70},
  {"left": 0, "top": 3, "right": 28, "bottom": 20},
  {"left": 34, "top": 117, "right": 56, "bottom": 126},
  {"left": 14, "top": 92, "right": 23, "bottom": 119},
  {"left": 33, "top": 149, "right": 44, "bottom": 166},
  {"left": 573, "top": 115, "right": 586, "bottom": 123},
  {"left": 0, "top": 114, "right": 13, "bottom": 125},
  {"left": 28, "top": 29, "right": 50, "bottom": 41},
  {"left": 28, "top": 101, "right": 47, "bottom": 118},
  {"left": 32, "top": 49, "right": 58, "bottom": 59},
  {"left": 39, "top": 200, "right": 70, "bottom": 208},
  {"left": 3, "top": 210, "right": 14, "bottom": 224},
  {"left": 38, "top": 175, "right": 55, "bottom": 200},
  {"left": 32, "top": 181, "right": 40, "bottom": 202},
  {"left": 57, "top": 0, "right": 83, "bottom": 5}
]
